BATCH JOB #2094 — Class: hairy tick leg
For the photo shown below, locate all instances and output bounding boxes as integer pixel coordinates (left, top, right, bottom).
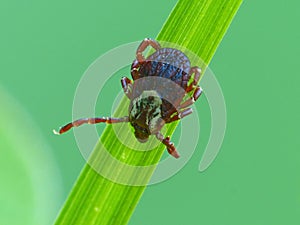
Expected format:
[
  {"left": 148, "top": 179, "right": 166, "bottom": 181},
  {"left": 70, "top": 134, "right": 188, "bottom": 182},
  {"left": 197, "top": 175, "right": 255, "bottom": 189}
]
[{"left": 54, "top": 116, "right": 129, "bottom": 135}]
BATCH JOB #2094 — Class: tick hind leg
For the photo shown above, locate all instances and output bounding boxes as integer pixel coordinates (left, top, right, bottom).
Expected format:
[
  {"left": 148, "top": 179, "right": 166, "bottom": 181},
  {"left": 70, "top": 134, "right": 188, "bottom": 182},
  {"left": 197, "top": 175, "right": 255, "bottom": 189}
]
[
  {"left": 136, "top": 38, "right": 161, "bottom": 63},
  {"left": 53, "top": 116, "right": 129, "bottom": 135},
  {"left": 121, "top": 76, "right": 133, "bottom": 99}
]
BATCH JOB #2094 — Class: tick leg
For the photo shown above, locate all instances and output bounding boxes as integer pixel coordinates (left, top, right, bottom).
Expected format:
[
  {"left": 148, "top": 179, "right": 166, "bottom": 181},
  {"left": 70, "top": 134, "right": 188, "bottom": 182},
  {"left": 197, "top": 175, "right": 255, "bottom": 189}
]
[
  {"left": 165, "top": 108, "right": 193, "bottom": 123},
  {"left": 165, "top": 86, "right": 202, "bottom": 123},
  {"left": 186, "top": 66, "right": 202, "bottom": 93},
  {"left": 180, "top": 86, "right": 203, "bottom": 108},
  {"left": 131, "top": 59, "right": 140, "bottom": 80},
  {"left": 136, "top": 38, "right": 161, "bottom": 63},
  {"left": 156, "top": 132, "right": 180, "bottom": 158},
  {"left": 121, "top": 76, "right": 133, "bottom": 99},
  {"left": 53, "top": 116, "right": 129, "bottom": 135}
]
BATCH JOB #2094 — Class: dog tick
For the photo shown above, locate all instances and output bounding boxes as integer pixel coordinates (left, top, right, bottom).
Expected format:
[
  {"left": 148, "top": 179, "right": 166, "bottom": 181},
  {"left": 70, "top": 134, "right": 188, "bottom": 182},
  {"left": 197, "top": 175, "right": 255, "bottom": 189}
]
[{"left": 54, "top": 38, "right": 202, "bottom": 158}]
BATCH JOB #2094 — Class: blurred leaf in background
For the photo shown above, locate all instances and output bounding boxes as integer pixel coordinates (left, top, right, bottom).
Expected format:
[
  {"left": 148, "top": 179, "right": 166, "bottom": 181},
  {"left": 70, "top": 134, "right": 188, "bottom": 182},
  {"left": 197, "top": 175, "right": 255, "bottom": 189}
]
[{"left": 0, "top": 85, "right": 63, "bottom": 225}]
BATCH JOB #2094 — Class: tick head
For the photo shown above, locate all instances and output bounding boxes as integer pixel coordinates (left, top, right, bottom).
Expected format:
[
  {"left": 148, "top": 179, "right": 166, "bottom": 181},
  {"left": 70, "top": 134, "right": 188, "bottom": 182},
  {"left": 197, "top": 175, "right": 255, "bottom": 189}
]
[
  {"left": 129, "top": 90, "right": 163, "bottom": 143},
  {"left": 131, "top": 122, "right": 150, "bottom": 143}
]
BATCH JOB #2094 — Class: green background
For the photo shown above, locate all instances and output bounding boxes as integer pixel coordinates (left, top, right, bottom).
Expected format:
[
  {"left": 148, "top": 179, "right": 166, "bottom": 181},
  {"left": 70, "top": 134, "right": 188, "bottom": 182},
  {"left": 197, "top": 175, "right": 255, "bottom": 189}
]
[{"left": 1, "top": 0, "right": 299, "bottom": 224}]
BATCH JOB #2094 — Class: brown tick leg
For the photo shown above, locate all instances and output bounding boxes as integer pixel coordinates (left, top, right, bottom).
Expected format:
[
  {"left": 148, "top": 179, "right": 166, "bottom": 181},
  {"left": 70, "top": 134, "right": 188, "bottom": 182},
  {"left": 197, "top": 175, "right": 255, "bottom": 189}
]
[
  {"left": 165, "top": 86, "right": 202, "bottom": 123},
  {"left": 53, "top": 116, "right": 129, "bottom": 135},
  {"left": 180, "top": 86, "right": 203, "bottom": 108},
  {"left": 156, "top": 132, "right": 180, "bottom": 158},
  {"left": 186, "top": 66, "right": 202, "bottom": 93},
  {"left": 166, "top": 108, "right": 193, "bottom": 123},
  {"left": 136, "top": 38, "right": 161, "bottom": 63},
  {"left": 121, "top": 76, "right": 133, "bottom": 99},
  {"left": 131, "top": 59, "right": 140, "bottom": 80}
]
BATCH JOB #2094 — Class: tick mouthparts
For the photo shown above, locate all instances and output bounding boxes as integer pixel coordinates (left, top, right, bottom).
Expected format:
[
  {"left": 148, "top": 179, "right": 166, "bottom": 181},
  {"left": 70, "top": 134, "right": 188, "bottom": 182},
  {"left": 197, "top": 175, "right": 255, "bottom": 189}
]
[{"left": 137, "top": 138, "right": 148, "bottom": 143}]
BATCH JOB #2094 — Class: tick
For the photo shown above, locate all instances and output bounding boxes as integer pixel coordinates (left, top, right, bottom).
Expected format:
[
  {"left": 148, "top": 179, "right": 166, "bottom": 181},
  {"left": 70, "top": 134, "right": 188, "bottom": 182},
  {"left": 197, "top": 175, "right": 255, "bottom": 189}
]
[{"left": 54, "top": 38, "right": 202, "bottom": 158}]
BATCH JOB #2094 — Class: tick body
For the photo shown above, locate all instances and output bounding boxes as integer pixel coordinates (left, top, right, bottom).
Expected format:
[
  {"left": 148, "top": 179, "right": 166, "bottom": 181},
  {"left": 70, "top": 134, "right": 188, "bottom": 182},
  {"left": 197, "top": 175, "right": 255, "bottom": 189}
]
[{"left": 54, "top": 38, "right": 203, "bottom": 158}]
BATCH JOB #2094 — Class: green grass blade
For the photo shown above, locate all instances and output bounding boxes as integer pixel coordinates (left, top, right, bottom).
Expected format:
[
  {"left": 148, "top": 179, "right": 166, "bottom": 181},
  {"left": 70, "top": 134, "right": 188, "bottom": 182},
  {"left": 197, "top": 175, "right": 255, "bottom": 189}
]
[{"left": 54, "top": 0, "right": 243, "bottom": 224}]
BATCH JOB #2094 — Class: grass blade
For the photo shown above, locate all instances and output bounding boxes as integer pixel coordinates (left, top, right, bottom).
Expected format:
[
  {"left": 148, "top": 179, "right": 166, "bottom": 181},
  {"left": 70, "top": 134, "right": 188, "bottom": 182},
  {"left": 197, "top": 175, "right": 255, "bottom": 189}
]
[{"left": 54, "top": 0, "right": 243, "bottom": 224}]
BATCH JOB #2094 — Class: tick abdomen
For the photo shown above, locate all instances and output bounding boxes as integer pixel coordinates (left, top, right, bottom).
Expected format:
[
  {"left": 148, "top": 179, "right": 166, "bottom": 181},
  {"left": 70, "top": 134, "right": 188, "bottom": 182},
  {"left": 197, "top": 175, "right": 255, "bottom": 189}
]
[{"left": 138, "top": 48, "right": 191, "bottom": 90}]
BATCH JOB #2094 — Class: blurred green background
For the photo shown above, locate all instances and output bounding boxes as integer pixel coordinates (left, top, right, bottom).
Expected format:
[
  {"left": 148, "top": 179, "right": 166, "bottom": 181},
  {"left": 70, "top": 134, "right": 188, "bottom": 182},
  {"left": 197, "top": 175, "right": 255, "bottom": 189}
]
[{"left": 1, "top": 0, "right": 299, "bottom": 224}]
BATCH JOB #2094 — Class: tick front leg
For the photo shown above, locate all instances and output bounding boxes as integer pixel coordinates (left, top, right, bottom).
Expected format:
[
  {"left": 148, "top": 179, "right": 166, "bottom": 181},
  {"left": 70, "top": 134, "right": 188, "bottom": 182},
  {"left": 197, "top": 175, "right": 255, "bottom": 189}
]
[
  {"left": 136, "top": 38, "right": 161, "bottom": 62},
  {"left": 156, "top": 132, "right": 180, "bottom": 158},
  {"left": 53, "top": 116, "right": 129, "bottom": 135},
  {"left": 121, "top": 76, "right": 133, "bottom": 99}
]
